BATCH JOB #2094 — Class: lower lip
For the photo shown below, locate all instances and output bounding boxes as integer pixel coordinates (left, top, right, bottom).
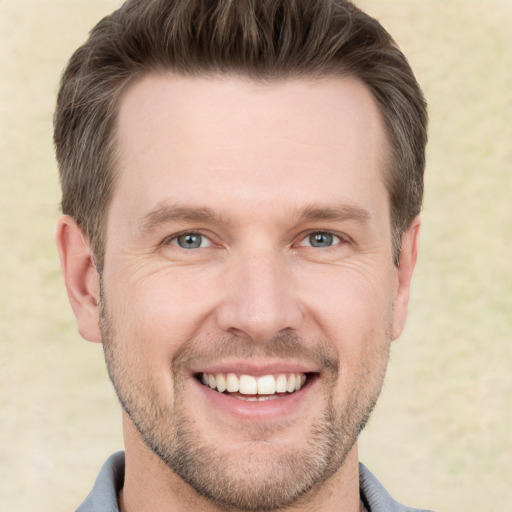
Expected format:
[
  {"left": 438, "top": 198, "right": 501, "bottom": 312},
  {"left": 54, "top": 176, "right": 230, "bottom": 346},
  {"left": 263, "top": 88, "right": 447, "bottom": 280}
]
[{"left": 192, "top": 376, "right": 317, "bottom": 421}]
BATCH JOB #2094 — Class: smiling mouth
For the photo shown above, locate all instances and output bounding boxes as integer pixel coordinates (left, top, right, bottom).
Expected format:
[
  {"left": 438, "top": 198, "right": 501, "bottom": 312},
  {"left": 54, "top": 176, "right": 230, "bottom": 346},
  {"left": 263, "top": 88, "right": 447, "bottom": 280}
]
[{"left": 196, "top": 372, "right": 316, "bottom": 401}]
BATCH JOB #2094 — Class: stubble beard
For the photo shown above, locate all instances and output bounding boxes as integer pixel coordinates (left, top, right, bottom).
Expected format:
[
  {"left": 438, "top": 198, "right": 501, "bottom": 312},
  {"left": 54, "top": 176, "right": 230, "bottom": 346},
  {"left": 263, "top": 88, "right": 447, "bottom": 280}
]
[{"left": 99, "top": 295, "right": 390, "bottom": 511}]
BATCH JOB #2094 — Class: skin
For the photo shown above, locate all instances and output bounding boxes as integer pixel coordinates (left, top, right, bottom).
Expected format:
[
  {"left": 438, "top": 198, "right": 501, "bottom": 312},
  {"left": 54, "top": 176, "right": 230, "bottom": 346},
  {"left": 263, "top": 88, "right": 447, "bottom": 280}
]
[{"left": 56, "top": 74, "right": 420, "bottom": 512}]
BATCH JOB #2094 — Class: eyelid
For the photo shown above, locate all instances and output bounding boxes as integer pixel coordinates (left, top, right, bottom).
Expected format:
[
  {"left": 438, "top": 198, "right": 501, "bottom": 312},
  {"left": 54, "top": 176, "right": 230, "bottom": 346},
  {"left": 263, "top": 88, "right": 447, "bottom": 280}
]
[
  {"left": 296, "top": 230, "right": 347, "bottom": 248},
  {"left": 160, "top": 229, "right": 348, "bottom": 249},
  {"left": 162, "top": 230, "right": 213, "bottom": 248}
]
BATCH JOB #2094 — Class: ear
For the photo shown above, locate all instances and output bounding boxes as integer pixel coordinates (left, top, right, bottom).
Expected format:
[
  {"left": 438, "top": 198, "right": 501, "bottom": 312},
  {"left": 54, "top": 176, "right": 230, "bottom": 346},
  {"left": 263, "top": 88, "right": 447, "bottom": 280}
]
[
  {"left": 391, "top": 217, "right": 421, "bottom": 341},
  {"left": 55, "top": 215, "right": 102, "bottom": 343}
]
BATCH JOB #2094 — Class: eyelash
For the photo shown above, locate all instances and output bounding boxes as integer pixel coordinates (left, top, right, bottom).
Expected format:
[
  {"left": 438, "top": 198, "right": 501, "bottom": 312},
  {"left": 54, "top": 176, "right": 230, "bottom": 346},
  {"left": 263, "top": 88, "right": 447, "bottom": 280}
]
[
  {"left": 163, "top": 230, "right": 347, "bottom": 250},
  {"left": 164, "top": 231, "right": 212, "bottom": 249},
  {"left": 301, "top": 231, "right": 345, "bottom": 248}
]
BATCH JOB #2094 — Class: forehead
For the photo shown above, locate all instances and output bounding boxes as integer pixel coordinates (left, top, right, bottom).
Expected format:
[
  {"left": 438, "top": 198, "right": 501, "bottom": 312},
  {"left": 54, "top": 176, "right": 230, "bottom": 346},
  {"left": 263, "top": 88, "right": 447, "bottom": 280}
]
[
  {"left": 112, "top": 73, "right": 389, "bottom": 224},
  {"left": 116, "top": 72, "right": 386, "bottom": 157}
]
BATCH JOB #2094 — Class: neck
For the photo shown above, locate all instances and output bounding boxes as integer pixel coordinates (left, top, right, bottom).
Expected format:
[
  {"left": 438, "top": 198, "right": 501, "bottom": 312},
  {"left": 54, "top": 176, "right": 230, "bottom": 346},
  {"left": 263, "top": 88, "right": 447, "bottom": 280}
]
[{"left": 120, "top": 413, "right": 362, "bottom": 512}]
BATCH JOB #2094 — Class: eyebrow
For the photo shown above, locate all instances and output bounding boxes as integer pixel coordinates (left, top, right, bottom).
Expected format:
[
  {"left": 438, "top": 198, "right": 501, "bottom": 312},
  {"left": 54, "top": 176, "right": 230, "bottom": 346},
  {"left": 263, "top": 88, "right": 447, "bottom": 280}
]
[
  {"left": 139, "top": 203, "right": 227, "bottom": 233},
  {"left": 297, "top": 204, "right": 370, "bottom": 225},
  {"left": 139, "top": 202, "right": 371, "bottom": 234}
]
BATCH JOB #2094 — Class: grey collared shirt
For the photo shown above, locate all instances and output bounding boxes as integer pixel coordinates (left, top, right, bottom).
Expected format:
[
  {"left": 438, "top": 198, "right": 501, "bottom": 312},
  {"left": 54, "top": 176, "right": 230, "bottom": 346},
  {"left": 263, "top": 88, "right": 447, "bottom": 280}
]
[{"left": 75, "top": 451, "right": 434, "bottom": 512}]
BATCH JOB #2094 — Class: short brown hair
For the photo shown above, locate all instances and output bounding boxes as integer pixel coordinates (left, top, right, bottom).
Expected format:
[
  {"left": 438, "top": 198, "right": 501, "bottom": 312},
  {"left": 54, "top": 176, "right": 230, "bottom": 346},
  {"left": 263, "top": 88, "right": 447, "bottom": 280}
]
[{"left": 54, "top": 0, "right": 427, "bottom": 269}]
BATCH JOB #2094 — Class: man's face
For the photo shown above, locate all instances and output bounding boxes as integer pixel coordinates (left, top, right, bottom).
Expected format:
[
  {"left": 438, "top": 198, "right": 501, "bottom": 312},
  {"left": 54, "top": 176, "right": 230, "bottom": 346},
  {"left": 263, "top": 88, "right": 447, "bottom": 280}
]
[{"left": 98, "top": 74, "right": 414, "bottom": 509}]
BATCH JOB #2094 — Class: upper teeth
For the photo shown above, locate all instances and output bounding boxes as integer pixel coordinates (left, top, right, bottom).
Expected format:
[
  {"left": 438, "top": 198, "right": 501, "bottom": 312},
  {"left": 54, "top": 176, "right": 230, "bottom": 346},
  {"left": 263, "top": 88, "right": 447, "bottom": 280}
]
[{"left": 201, "top": 373, "right": 307, "bottom": 395}]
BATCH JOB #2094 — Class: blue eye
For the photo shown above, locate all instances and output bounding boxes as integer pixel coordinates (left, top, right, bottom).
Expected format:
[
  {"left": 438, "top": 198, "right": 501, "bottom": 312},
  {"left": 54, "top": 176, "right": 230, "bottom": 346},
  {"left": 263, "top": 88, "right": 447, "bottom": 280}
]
[
  {"left": 172, "top": 233, "right": 211, "bottom": 249},
  {"left": 302, "top": 232, "right": 340, "bottom": 248}
]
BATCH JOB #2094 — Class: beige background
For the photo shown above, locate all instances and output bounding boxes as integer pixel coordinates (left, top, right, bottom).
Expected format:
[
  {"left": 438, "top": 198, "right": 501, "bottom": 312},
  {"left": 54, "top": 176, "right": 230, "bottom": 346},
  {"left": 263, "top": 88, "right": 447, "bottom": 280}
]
[{"left": 1, "top": 1, "right": 511, "bottom": 510}]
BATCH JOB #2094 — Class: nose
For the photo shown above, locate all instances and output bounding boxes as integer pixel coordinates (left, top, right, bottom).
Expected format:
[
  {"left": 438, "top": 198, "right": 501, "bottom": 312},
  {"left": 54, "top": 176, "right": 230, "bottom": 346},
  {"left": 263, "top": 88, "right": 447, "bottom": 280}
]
[{"left": 215, "top": 249, "right": 303, "bottom": 343}]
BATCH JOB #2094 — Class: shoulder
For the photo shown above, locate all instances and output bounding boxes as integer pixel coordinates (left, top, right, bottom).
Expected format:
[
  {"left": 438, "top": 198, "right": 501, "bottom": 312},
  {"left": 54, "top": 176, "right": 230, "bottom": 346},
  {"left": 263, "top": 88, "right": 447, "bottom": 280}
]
[
  {"left": 359, "top": 463, "right": 435, "bottom": 512},
  {"left": 75, "top": 451, "right": 125, "bottom": 512}
]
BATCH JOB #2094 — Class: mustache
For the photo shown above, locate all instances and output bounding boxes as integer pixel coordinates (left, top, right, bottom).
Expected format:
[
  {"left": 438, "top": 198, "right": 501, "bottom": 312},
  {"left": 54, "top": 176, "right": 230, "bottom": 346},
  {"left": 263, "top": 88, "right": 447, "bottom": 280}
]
[{"left": 171, "top": 332, "right": 339, "bottom": 374}]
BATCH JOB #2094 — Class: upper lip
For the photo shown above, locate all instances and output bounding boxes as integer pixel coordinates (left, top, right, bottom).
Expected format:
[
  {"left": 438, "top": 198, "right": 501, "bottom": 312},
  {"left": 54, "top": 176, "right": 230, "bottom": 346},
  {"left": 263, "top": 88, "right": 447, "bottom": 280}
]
[{"left": 189, "top": 359, "right": 320, "bottom": 377}]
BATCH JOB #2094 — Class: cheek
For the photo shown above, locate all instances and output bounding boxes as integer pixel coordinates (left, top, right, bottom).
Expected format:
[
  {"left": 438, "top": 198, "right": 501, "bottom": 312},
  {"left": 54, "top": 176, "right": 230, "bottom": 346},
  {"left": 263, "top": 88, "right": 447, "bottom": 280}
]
[
  {"left": 104, "top": 267, "right": 220, "bottom": 360},
  {"left": 299, "top": 262, "right": 395, "bottom": 345},
  {"left": 298, "top": 263, "right": 394, "bottom": 396}
]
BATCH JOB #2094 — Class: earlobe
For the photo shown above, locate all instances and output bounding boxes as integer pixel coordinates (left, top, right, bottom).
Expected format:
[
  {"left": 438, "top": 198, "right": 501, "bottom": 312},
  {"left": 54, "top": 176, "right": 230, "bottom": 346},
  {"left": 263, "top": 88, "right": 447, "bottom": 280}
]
[
  {"left": 55, "top": 215, "right": 102, "bottom": 343},
  {"left": 391, "top": 217, "right": 421, "bottom": 341}
]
